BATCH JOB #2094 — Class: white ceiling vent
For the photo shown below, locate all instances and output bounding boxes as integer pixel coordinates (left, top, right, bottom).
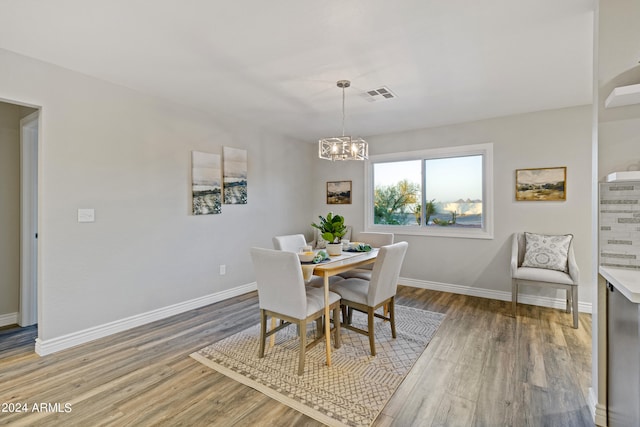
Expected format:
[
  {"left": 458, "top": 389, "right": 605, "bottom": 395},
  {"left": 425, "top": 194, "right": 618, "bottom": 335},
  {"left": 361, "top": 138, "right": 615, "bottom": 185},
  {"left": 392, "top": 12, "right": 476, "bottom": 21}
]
[{"left": 361, "top": 86, "right": 397, "bottom": 102}]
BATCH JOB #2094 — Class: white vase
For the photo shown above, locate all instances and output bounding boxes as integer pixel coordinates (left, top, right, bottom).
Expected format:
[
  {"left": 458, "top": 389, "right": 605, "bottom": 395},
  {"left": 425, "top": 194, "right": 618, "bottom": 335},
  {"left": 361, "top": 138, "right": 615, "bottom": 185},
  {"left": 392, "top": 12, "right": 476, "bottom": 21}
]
[{"left": 326, "top": 243, "right": 343, "bottom": 256}]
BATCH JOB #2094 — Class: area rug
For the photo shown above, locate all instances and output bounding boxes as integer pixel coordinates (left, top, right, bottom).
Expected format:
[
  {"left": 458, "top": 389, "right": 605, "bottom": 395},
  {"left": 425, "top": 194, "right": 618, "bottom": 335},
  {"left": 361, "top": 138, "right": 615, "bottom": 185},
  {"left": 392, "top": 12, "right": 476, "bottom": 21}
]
[{"left": 190, "top": 305, "right": 445, "bottom": 427}]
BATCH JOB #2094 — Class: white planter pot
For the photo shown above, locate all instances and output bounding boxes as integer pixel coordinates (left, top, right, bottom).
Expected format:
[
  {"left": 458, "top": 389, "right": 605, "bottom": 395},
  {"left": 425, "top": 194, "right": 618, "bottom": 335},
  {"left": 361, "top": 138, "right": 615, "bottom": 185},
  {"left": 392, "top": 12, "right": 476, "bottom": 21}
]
[{"left": 326, "top": 243, "right": 343, "bottom": 256}]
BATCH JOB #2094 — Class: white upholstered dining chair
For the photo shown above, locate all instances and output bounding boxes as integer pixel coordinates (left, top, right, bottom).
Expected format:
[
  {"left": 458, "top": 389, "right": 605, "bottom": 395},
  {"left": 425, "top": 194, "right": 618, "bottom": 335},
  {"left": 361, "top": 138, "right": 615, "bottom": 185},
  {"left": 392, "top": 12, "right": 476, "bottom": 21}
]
[
  {"left": 250, "top": 247, "right": 342, "bottom": 375},
  {"left": 339, "top": 232, "right": 394, "bottom": 280},
  {"left": 330, "top": 241, "right": 408, "bottom": 356},
  {"left": 272, "top": 234, "right": 307, "bottom": 253},
  {"left": 511, "top": 232, "right": 579, "bottom": 328}
]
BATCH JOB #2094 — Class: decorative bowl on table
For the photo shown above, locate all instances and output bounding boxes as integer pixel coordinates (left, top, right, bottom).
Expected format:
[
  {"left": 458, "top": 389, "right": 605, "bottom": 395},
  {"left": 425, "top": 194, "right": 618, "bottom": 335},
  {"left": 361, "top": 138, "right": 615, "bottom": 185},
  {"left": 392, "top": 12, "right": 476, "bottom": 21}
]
[{"left": 298, "top": 252, "right": 315, "bottom": 263}]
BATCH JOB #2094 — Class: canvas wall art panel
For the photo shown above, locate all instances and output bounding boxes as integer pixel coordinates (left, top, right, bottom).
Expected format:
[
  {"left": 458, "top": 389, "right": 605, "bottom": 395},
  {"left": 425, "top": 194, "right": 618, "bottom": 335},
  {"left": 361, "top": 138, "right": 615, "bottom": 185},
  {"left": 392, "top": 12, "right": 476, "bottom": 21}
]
[
  {"left": 192, "top": 151, "right": 222, "bottom": 215},
  {"left": 327, "top": 180, "right": 352, "bottom": 204},
  {"left": 223, "top": 147, "right": 247, "bottom": 204},
  {"left": 515, "top": 166, "right": 566, "bottom": 201}
]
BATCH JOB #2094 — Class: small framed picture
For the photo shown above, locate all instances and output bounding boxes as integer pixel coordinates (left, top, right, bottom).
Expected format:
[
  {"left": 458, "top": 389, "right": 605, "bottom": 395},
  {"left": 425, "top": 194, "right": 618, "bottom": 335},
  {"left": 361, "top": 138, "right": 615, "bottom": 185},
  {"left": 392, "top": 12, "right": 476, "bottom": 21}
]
[
  {"left": 327, "top": 180, "right": 352, "bottom": 204},
  {"left": 515, "top": 167, "right": 566, "bottom": 201}
]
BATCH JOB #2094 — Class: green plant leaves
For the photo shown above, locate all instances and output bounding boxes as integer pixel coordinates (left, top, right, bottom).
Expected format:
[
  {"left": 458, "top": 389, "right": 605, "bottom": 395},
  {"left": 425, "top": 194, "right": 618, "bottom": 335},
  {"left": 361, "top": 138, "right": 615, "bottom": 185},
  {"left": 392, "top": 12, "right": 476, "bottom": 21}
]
[{"left": 311, "top": 212, "right": 346, "bottom": 243}]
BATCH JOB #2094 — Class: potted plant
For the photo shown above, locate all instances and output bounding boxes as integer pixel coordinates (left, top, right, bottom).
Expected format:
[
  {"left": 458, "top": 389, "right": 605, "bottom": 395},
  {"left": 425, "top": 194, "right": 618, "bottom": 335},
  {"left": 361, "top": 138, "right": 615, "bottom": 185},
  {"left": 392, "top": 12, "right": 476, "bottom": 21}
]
[{"left": 311, "top": 212, "right": 347, "bottom": 256}]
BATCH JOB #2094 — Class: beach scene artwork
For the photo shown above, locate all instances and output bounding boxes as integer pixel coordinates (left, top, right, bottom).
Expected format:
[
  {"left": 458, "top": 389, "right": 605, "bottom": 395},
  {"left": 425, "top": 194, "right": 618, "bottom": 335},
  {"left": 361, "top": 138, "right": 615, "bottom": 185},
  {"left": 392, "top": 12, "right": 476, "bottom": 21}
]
[
  {"left": 223, "top": 147, "right": 247, "bottom": 204},
  {"left": 516, "top": 167, "right": 566, "bottom": 201},
  {"left": 192, "top": 151, "right": 222, "bottom": 215}
]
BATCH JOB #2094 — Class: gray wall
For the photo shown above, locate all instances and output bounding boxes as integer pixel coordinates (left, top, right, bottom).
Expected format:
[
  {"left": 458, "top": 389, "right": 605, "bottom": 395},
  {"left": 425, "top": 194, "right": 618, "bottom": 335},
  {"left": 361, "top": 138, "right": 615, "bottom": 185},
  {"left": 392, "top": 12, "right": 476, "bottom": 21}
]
[
  {"left": 0, "top": 102, "right": 21, "bottom": 319},
  {"left": 0, "top": 48, "right": 316, "bottom": 340},
  {"left": 0, "top": 44, "right": 595, "bottom": 345},
  {"left": 313, "top": 105, "right": 594, "bottom": 304}
]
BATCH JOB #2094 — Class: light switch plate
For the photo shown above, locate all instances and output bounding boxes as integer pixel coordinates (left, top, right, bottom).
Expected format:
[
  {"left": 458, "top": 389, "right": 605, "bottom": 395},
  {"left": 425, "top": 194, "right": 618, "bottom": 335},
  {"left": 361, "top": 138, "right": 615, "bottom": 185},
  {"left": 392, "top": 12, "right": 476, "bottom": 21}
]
[{"left": 78, "top": 208, "right": 95, "bottom": 223}]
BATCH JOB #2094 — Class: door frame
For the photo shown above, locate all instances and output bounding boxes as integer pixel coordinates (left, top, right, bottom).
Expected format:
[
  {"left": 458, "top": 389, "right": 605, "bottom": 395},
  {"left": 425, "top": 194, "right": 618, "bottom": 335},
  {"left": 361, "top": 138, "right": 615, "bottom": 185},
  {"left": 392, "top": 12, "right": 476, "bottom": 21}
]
[{"left": 19, "top": 110, "right": 39, "bottom": 327}]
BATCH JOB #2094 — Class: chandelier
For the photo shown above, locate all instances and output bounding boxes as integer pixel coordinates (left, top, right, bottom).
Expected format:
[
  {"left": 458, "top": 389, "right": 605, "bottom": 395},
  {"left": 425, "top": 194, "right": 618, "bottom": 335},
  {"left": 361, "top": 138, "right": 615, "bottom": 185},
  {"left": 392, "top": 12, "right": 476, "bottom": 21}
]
[{"left": 318, "top": 80, "right": 368, "bottom": 161}]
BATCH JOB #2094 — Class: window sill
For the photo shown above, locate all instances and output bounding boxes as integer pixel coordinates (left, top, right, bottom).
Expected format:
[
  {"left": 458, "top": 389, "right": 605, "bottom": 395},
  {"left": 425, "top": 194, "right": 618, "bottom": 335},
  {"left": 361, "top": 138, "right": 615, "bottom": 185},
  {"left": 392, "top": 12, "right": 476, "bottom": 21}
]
[{"left": 366, "top": 224, "right": 494, "bottom": 240}]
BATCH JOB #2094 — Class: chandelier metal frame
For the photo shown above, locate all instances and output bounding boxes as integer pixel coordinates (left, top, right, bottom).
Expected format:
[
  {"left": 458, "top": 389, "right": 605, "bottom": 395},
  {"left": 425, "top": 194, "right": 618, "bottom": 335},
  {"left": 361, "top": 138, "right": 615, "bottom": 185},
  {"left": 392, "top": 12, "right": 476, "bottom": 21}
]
[{"left": 318, "top": 80, "right": 368, "bottom": 161}]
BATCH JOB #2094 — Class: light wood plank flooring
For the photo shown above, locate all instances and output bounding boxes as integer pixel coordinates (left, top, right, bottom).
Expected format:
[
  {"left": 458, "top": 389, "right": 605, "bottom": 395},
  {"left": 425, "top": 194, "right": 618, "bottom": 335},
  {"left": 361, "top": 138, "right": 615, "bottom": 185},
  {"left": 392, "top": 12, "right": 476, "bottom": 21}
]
[{"left": 0, "top": 287, "right": 593, "bottom": 426}]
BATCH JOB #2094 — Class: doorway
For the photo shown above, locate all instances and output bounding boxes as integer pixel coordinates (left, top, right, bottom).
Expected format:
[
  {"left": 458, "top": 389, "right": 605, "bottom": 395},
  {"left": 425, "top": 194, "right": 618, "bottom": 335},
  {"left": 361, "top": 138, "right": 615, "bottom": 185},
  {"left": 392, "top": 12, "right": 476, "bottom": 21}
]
[{"left": 19, "top": 110, "right": 38, "bottom": 327}]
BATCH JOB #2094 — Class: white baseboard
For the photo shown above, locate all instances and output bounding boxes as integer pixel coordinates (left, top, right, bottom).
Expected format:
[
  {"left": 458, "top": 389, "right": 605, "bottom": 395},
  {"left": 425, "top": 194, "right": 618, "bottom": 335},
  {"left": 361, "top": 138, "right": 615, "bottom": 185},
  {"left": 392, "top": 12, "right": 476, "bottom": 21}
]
[
  {"left": 588, "top": 387, "right": 608, "bottom": 426},
  {"left": 0, "top": 312, "right": 18, "bottom": 327},
  {"left": 399, "top": 277, "right": 592, "bottom": 313},
  {"left": 33, "top": 276, "right": 592, "bottom": 357},
  {"left": 35, "top": 282, "right": 257, "bottom": 356}
]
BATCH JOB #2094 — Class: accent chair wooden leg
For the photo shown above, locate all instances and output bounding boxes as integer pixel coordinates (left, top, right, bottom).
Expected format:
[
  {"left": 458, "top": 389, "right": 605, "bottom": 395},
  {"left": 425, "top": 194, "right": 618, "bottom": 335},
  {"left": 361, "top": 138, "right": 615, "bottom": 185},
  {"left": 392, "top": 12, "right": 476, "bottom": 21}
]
[
  {"left": 368, "top": 307, "right": 376, "bottom": 356},
  {"left": 566, "top": 286, "right": 572, "bottom": 313},
  {"left": 511, "top": 280, "right": 518, "bottom": 318},
  {"left": 389, "top": 297, "right": 396, "bottom": 339},
  {"left": 298, "top": 320, "right": 307, "bottom": 375},
  {"left": 572, "top": 286, "right": 579, "bottom": 329},
  {"left": 333, "top": 305, "right": 341, "bottom": 349},
  {"left": 259, "top": 310, "right": 267, "bottom": 358}
]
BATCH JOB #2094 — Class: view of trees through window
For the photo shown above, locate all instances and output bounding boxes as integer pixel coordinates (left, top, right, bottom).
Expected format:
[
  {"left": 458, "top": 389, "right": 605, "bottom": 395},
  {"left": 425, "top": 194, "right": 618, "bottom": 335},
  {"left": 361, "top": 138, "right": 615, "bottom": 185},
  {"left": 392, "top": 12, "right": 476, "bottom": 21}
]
[{"left": 373, "top": 155, "right": 483, "bottom": 228}]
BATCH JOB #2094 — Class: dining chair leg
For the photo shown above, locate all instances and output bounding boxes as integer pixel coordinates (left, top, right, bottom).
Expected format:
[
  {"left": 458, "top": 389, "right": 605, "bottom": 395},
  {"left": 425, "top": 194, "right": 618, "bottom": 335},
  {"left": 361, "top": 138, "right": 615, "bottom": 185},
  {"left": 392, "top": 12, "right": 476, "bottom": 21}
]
[
  {"left": 332, "top": 305, "right": 341, "bottom": 349},
  {"left": 367, "top": 307, "right": 376, "bottom": 356},
  {"left": 315, "top": 318, "right": 323, "bottom": 339},
  {"left": 259, "top": 310, "right": 267, "bottom": 358},
  {"left": 298, "top": 320, "right": 307, "bottom": 375},
  {"left": 341, "top": 305, "right": 348, "bottom": 325},
  {"left": 572, "top": 286, "right": 579, "bottom": 329},
  {"left": 511, "top": 280, "right": 518, "bottom": 318},
  {"left": 389, "top": 297, "right": 397, "bottom": 339},
  {"left": 347, "top": 307, "right": 354, "bottom": 325}
]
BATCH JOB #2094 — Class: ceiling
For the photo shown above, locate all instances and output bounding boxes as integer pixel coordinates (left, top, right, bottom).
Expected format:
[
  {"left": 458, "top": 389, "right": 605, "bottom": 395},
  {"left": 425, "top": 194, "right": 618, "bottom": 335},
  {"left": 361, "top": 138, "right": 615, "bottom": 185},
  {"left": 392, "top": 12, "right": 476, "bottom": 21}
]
[{"left": 0, "top": 0, "right": 595, "bottom": 142}]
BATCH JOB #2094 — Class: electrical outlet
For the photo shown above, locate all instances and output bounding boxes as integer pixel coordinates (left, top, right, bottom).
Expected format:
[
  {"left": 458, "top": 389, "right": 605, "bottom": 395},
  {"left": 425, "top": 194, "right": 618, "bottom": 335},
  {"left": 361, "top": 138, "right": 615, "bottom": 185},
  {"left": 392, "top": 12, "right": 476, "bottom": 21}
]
[
  {"left": 78, "top": 208, "right": 95, "bottom": 223},
  {"left": 219, "top": 265, "right": 226, "bottom": 275}
]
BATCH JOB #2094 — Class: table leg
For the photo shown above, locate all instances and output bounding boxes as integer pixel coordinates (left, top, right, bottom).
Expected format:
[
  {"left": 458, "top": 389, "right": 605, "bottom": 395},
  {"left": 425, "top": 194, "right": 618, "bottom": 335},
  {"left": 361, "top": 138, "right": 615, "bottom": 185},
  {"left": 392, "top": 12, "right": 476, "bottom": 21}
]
[{"left": 324, "top": 273, "right": 332, "bottom": 367}]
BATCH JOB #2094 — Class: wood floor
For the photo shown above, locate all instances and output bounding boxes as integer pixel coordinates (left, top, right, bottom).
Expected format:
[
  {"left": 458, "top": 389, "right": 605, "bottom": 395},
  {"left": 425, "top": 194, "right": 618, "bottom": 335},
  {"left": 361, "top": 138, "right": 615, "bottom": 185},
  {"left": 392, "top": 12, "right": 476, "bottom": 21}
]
[{"left": 0, "top": 287, "right": 593, "bottom": 427}]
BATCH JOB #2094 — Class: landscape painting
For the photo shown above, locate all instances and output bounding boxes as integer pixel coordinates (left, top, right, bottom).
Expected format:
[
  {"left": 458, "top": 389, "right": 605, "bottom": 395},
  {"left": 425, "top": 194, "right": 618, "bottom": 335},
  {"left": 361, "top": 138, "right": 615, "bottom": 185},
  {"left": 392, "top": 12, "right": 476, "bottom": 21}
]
[
  {"left": 192, "top": 151, "right": 222, "bottom": 215},
  {"left": 223, "top": 147, "right": 247, "bottom": 204},
  {"left": 516, "top": 167, "right": 566, "bottom": 201},
  {"left": 327, "top": 180, "right": 352, "bottom": 204}
]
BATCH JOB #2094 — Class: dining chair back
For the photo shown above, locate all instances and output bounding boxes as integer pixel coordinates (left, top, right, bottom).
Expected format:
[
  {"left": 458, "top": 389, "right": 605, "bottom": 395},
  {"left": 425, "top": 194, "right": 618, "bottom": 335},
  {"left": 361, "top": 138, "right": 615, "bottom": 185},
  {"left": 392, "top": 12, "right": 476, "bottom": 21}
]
[
  {"left": 368, "top": 241, "right": 407, "bottom": 306},
  {"left": 353, "top": 232, "right": 394, "bottom": 248},
  {"left": 252, "top": 246, "right": 308, "bottom": 319},
  {"left": 272, "top": 234, "right": 307, "bottom": 253},
  {"left": 250, "top": 247, "right": 342, "bottom": 374},
  {"left": 339, "top": 232, "right": 394, "bottom": 280},
  {"left": 330, "top": 241, "right": 408, "bottom": 356}
]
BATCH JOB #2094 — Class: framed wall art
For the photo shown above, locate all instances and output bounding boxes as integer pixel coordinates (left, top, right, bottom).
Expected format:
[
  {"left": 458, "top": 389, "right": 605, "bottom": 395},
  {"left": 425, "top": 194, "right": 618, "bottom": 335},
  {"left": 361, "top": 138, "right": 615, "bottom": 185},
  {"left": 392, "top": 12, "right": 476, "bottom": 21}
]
[
  {"left": 223, "top": 146, "right": 247, "bottom": 204},
  {"left": 192, "top": 151, "right": 222, "bottom": 215},
  {"left": 327, "top": 180, "right": 352, "bottom": 204},
  {"left": 515, "top": 166, "right": 566, "bottom": 201}
]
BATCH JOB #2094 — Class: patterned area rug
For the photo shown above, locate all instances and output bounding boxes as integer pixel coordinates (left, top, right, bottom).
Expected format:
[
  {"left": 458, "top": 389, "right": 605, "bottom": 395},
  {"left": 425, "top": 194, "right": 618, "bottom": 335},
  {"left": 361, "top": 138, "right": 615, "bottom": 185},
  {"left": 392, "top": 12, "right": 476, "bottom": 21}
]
[{"left": 191, "top": 305, "right": 444, "bottom": 427}]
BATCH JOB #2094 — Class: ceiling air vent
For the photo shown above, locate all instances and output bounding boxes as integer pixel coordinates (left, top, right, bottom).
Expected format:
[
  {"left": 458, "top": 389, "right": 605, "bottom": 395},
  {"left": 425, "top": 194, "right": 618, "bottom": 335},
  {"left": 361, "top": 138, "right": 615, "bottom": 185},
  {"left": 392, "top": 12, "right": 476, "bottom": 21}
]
[{"left": 361, "top": 86, "right": 397, "bottom": 102}]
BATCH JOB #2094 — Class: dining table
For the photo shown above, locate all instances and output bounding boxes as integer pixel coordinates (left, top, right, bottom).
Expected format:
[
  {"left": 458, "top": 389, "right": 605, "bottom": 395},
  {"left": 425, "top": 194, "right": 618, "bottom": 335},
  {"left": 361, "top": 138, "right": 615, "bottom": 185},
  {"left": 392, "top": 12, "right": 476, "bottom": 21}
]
[{"left": 309, "top": 248, "right": 379, "bottom": 367}]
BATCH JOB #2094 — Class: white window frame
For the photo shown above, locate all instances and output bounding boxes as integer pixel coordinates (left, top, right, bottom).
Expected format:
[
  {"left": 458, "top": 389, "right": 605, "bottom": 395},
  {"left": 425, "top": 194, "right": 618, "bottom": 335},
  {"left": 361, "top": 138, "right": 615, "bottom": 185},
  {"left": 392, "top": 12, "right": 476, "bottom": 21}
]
[{"left": 364, "top": 142, "right": 494, "bottom": 239}]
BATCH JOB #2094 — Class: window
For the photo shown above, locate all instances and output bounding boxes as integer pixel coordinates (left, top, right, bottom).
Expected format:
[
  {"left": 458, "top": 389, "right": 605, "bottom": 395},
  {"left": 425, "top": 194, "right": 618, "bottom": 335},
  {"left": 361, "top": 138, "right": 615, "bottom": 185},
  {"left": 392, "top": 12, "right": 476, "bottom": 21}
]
[{"left": 365, "top": 143, "right": 493, "bottom": 239}]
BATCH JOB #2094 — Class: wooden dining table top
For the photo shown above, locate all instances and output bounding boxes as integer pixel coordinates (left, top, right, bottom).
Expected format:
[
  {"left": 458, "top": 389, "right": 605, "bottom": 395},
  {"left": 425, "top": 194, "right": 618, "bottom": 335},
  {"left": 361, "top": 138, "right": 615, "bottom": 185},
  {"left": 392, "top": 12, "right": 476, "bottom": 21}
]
[{"left": 310, "top": 249, "right": 378, "bottom": 275}]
